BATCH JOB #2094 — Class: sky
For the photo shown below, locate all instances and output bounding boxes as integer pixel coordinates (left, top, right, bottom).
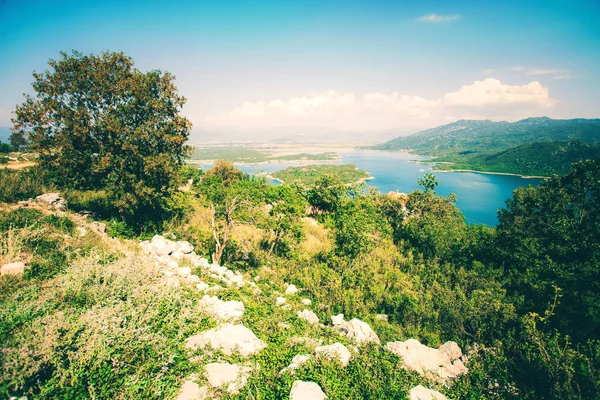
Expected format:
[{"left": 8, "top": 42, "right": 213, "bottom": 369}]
[{"left": 1, "top": 0, "right": 599, "bottom": 140}]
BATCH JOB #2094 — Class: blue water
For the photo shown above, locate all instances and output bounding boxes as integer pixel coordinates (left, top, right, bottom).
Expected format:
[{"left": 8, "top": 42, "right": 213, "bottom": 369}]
[{"left": 197, "top": 149, "right": 542, "bottom": 226}]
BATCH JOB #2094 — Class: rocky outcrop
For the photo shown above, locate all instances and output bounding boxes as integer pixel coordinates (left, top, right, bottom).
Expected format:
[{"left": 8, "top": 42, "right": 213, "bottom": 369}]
[
  {"left": 385, "top": 339, "right": 467, "bottom": 381},
  {"left": 1, "top": 262, "right": 25, "bottom": 276},
  {"left": 314, "top": 343, "right": 352, "bottom": 367},
  {"left": 140, "top": 235, "right": 195, "bottom": 257},
  {"left": 298, "top": 309, "right": 319, "bottom": 325},
  {"left": 36, "top": 193, "right": 66, "bottom": 211},
  {"left": 199, "top": 295, "right": 244, "bottom": 321},
  {"left": 204, "top": 362, "right": 251, "bottom": 394},
  {"left": 408, "top": 385, "right": 448, "bottom": 400},
  {"left": 289, "top": 380, "right": 327, "bottom": 400},
  {"left": 331, "top": 314, "right": 380, "bottom": 345},
  {"left": 185, "top": 324, "right": 266, "bottom": 356}
]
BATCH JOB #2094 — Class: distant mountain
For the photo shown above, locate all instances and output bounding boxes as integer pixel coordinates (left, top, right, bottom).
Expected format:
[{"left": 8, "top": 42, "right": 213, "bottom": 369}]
[
  {"left": 370, "top": 117, "right": 600, "bottom": 176},
  {"left": 371, "top": 117, "right": 600, "bottom": 154}
]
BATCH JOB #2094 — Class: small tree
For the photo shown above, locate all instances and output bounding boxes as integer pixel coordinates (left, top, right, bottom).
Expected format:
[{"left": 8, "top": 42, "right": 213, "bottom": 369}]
[
  {"left": 418, "top": 173, "right": 438, "bottom": 192},
  {"left": 12, "top": 51, "right": 192, "bottom": 228},
  {"left": 9, "top": 131, "right": 27, "bottom": 151}
]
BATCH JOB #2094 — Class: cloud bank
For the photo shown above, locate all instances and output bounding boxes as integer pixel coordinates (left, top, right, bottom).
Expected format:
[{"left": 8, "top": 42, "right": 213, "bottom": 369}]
[{"left": 204, "top": 78, "right": 558, "bottom": 131}]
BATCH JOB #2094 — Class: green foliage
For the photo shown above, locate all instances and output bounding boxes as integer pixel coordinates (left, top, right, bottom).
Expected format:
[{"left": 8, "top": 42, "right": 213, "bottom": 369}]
[
  {"left": 12, "top": 51, "right": 192, "bottom": 231},
  {"left": 417, "top": 172, "right": 438, "bottom": 192},
  {"left": 0, "top": 168, "right": 48, "bottom": 203},
  {"left": 0, "top": 140, "right": 14, "bottom": 153}
]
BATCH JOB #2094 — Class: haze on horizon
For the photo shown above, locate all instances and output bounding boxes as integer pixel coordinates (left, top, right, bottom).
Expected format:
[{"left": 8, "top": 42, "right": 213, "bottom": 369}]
[{"left": 1, "top": 0, "right": 599, "bottom": 142}]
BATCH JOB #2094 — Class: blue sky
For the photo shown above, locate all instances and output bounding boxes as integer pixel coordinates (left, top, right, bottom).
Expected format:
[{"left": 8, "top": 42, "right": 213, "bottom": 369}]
[{"left": 1, "top": 0, "right": 599, "bottom": 137}]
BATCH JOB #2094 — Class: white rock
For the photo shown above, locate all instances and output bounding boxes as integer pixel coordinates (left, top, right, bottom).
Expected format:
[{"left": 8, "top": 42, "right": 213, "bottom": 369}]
[
  {"left": 384, "top": 339, "right": 468, "bottom": 381},
  {"left": 176, "top": 241, "right": 194, "bottom": 254},
  {"left": 376, "top": 314, "right": 388, "bottom": 322},
  {"left": 298, "top": 309, "right": 319, "bottom": 325},
  {"left": 171, "top": 251, "right": 184, "bottom": 260},
  {"left": 1, "top": 262, "right": 25, "bottom": 276},
  {"left": 281, "top": 354, "right": 311, "bottom": 374},
  {"left": 199, "top": 295, "right": 245, "bottom": 321},
  {"left": 204, "top": 362, "right": 250, "bottom": 394},
  {"left": 36, "top": 193, "right": 66, "bottom": 210},
  {"left": 76, "top": 227, "right": 87, "bottom": 237},
  {"left": 439, "top": 341, "right": 462, "bottom": 361},
  {"left": 285, "top": 284, "right": 299, "bottom": 295},
  {"left": 176, "top": 380, "right": 209, "bottom": 400},
  {"left": 315, "top": 343, "right": 351, "bottom": 367},
  {"left": 196, "top": 281, "right": 210, "bottom": 292},
  {"left": 342, "top": 318, "right": 380, "bottom": 345},
  {"left": 289, "top": 380, "right": 327, "bottom": 400},
  {"left": 331, "top": 315, "right": 380, "bottom": 345},
  {"left": 276, "top": 296, "right": 287, "bottom": 305},
  {"left": 185, "top": 324, "right": 267, "bottom": 356},
  {"left": 408, "top": 385, "right": 448, "bottom": 400},
  {"left": 178, "top": 267, "right": 192, "bottom": 277},
  {"left": 188, "top": 275, "right": 200, "bottom": 283},
  {"left": 331, "top": 314, "right": 344, "bottom": 326},
  {"left": 301, "top": 298, "right": 312, "bottom": 306}
]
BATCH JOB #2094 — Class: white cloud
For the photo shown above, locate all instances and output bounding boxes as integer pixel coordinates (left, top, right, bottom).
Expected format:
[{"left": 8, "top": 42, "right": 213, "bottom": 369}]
[
  {"left": 483, "top": 68, "right": 495, "bottom": 75},
  {"left": 205, "top": 78, "right": 558, "bottom": 130},
  {"left": 554, "top": 75, "right": 572, "bottom": 80},
  {"left": 526, "top": 68, "right": 561, "bottom": 75},
  {"left": 442, "top": 78, "right": 558, "bottom": 109},
  {"left": 417, "top": 14, "right": 460, "bottom": 23}
]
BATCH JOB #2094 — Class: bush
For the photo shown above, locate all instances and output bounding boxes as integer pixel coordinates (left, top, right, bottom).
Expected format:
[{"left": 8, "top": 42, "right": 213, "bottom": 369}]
[{"left": 0, "top": 168, "right": 47, "bottom": 203}]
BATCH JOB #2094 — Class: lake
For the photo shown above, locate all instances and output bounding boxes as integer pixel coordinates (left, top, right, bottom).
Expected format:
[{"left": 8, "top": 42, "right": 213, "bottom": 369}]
[{"left": 197, "top": 149, "right": 543, "bottom": 226}]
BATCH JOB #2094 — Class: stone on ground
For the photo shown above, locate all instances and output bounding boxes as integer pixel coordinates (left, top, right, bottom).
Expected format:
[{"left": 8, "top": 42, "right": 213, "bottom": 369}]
[
  {"left": 289, "top": 380, "right": 327, "bottom": 400},
  {"left": 1, "top": 262, "right": 25, "bottom": 276},
  {"left": 36, "top": 193, "right": 66, "bottom": 211},
  {"left": 281, "top": 354, "right": 311, "bottom": 374},
  {"left": 276, "top": 296, "right": 287, "bottom": 305},
  {"left": 301, "top": 298, "right": 312, "bottom": 306},
  {"left": 285, "top": 284, "right": 299, "bottom": 295},
  {"left": 408, "top": 385, "right": 448, "bottom": 400},
  {"left": 185, "top": 324, "right": 266, "bottom": 356},
  {"left": 384, "top": 339, "right": 467, "bottom": 381},
  {"left": 298, "top": 309, "right": 319, "bottom": 325},
  {"left": 331, "top": 315, "right": 380, "bottom": 344},
  {"left": 314, "top": 343, "right": 352, "bottom": 367},
  {"left": 199, "top": 295, "right": 244, "bottom": 321},
  {"left": 204, "top": 362, "right": 250, "bottom": 394},
  {"left": 176, "top": 380, "right": 209, "bottom": 400}
]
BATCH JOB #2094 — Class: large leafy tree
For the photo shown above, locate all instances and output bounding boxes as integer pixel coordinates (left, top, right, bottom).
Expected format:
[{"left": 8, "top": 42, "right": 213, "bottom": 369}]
[
  {"left": 12, "top": 51, "right": 192, "bottom": 225},
  {"left": 496, "top": 159, "right": 600, "bottom": 342}
]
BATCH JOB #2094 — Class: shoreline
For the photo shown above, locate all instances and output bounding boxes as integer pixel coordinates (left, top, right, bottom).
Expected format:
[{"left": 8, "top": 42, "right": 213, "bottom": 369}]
[{"left": 433, "top": 168, "right": 549, "bottom": 179}]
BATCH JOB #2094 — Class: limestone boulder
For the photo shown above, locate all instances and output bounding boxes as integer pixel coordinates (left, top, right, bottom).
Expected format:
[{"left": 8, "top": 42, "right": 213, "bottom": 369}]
[
  {"left": 289, "top": 380, "right": 327, "bottom": 400},
  {"left": 298, "top": 309, "right": 319, "bottom": 325},
  {"left": 1, "top": 262, "right": 25, "bottom": 276},
  {"left": 36, "top": 193, "right": 66, "bottom": 211},
  {"left": 204, "top": 362, "right": 251, "bottom": 394},
  {"left": 408, "top": 385, "right": 448, "bottom": 400},
  {"left": 185, "top": 324, "right": 266, "bottom": 356},
  {"left": 199, "top": 295, "right": 245, "bottom": 321},
  {"left": 385, "top": 339, "right": 467, "bottom": 381},
  {"left": 301, "top": 298, "right": 312, "bottom": 306},
  {"left": 315, "top": 343, "right": 351, "bottom": 367},
  {"left": 285, "top": 284, "right": 299, "bottom": 295},
  {"left": 331, "top": 315, "right": 380, "bottom": 345}
]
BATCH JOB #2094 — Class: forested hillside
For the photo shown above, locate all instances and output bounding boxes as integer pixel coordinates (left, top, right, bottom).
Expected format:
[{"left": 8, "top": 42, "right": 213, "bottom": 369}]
[{"left": 371, "top": 117, "right": 600, "bottom": 176}]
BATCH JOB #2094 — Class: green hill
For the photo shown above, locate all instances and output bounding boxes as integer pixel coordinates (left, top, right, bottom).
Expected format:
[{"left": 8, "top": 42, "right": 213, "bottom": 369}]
[{"left": 370, "top": 117, "right": 600, "bottom": 175}]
